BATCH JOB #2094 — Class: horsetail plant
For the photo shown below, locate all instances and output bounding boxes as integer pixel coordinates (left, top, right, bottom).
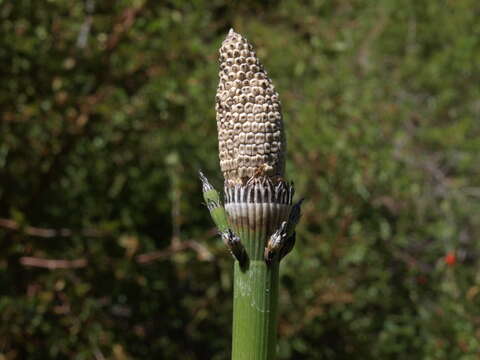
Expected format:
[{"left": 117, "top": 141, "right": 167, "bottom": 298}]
[{"left": 200, "top": 29, "right": 303, "bottom": 360}]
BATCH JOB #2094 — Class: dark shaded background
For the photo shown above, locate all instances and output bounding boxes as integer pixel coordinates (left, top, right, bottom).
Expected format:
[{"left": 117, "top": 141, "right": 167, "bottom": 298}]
[{"left": 1, "top": 1, "right": 480, "bottom": 359}]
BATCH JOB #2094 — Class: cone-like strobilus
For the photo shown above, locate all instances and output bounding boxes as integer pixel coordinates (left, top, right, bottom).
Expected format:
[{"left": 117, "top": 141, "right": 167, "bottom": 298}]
[{"left": 200, "top": 29, "right": 303, "bottom": 360}]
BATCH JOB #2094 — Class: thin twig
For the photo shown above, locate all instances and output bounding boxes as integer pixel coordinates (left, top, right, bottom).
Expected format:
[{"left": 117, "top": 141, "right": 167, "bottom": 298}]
[
  {"left": 136, "top": 240, "right": 214, "bottom": 264},
  {"left": 106, "top": 5, "right": 145, "bottom": 50},
  {"left": 76, "top": 0, "right": 95, "bottom": 48},
  {"left": 0, "top": 218, "right": 105, "bottom": 238},
  {"left": 17, "top": 232, "right": 215, "bottom": 269},
  {"left": 19, "top": 257, "right": 88, "bottom": 269}
]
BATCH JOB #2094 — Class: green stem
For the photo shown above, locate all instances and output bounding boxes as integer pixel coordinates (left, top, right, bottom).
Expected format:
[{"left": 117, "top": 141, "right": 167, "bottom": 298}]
[
  {"left": 232, "top": 260, "right": 279, "bottom": 360},
  {"left": 200, "top": 172, "right": 288, "bottom": 359},
  {"left": 231, "top": 203, "right": 280, "bottom": 360}
]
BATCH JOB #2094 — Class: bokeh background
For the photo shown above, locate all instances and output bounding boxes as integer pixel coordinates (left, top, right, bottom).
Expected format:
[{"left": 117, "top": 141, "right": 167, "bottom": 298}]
[{"left": 1, "top": 1, "right": 480, "bottom": 359}]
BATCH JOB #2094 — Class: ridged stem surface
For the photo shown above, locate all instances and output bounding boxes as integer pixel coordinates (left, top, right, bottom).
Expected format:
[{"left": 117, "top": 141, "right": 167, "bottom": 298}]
[
  {"left": 232, "top": 256, "right": 279, "bottom": 360},
  {"left": 227, "top": 186, "right": 291, "bottom": 360}
]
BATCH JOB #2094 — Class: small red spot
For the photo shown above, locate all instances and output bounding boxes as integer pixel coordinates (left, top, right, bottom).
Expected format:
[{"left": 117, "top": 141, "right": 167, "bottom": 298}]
[{"left": 444, "top": 252, "right": 456, "bottom": 266}]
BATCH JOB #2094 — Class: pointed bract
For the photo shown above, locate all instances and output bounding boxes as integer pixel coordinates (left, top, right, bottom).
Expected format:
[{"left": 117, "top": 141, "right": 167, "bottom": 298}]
[{"left": 221, "top": 229, "right": 247, "bottom": 266}]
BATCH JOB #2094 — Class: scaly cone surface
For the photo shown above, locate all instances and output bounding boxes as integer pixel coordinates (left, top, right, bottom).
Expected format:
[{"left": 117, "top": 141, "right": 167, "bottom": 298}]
[{"left": 216, "top": 29, "right": 286, "bottom": 186}]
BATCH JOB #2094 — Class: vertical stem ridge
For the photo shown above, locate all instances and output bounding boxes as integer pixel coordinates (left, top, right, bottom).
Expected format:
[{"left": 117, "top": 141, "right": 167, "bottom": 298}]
[
  {"left": 225, "top": 182, "right": 294, "bottom": 360},
  {"left": 232, "top": 260, "right": 279, "bottom": 360}
]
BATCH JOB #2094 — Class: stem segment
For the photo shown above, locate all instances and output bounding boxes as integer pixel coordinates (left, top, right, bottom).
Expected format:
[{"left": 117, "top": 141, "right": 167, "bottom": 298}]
[
  {"left": 232, "top": 260, "right": 279, "bottom": 360},
  {"left": 225, "top": 183, "right": 293, "bottom": 360},
  {"left": 200, "top": 173, "right": 298, "bottom": 360}
]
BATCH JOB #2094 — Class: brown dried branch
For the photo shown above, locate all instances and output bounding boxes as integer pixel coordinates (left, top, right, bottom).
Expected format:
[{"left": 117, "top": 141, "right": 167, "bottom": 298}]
[
  {"left": 106, "top": 5, "right": 145, "bottom": 51},
  {"left": 19, "top": 257, "right": 88, "bottom": 269},
  {"left": 0, "top": 218, "right": 105, "bottom": 238},
  {"left": 135, "top": 240, "right": 214, "bottom": 264},
  {"left": 16, "top": 229, "right": 216, "bottom": 269}
]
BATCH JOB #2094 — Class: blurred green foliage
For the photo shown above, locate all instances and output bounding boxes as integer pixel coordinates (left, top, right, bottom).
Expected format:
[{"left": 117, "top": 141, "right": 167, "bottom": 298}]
[{"left": 1, "top": 0, "right": 480, "bottom": 359}]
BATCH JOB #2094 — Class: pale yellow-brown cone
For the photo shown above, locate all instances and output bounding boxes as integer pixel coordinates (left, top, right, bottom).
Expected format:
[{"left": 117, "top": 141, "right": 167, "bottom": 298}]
[{"left": 215, "top": 29, "right": 286, "bottom": 186}]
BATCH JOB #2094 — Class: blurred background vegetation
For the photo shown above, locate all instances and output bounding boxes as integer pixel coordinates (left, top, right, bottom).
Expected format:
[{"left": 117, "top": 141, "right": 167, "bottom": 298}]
[{"left": 1, "top": 0, "right": 480, "bottom": 359}]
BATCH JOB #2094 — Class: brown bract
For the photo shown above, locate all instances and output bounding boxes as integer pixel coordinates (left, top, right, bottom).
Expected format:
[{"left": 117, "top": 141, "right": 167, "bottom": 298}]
[{"left": 216, "top": 29, "right": 286, "bottom": 186}]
